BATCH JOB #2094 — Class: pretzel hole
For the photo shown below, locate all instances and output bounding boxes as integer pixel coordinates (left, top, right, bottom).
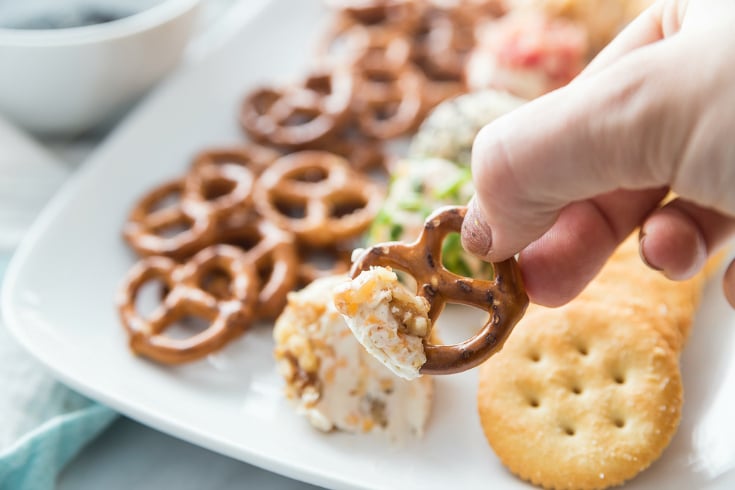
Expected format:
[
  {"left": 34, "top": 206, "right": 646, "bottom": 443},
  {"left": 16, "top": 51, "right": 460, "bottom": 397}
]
[
  {"left": 153, "top": 216, "right": 193, "bottom": 238},
  {"left": 331, "top": 196, "right": 368, "bottom": 218},
  {"left": 349, "top": 8, "right": 390, "bottom": 26},
  {"left": 305, "top": 74, "right": 333, "bottom": 96},
  {"left": 148, "top": 190, "right": 181, "bottom": 214},
  {"left": 200, "top": 268, "right": 233, "bottom": 300},
  {"left": 413, "top": 50, "right": 453, "bottom": 80},
  {"left": 134, "top": 278, "right": 169, "bottom": 318},
  {"left": 283, "top": 109, "right": 319, "bottom": 127},
  {"left": 372, "top": 101, "right": 401, "bottom": 121},
  {"left": 165, "top": 314, "right": 212, "bottom": 340},
  {"left": 274, "top": 197, "right": 307, "bottom": 219},
  {"left": 251, "top": 90, "right": 280, "bottom": 115},
  {"left": 365, "top": 68, "right": 398, "bottom": 86},
  {"left": 218, "top": 231, "right": 261, "bottom": 252},
  {"left": 256, "top": 256, "right": 275, "bottom": 283},
  {"left": 325, "top": 31, "right": 355, "bottom": 60},
  {"left": 440, "top": 232, "right": 480, "bottom": 277},
  {"left": 290, "top": 166, "right": 328, "bottom": 183},
  {"left": 200, "top": 176, "right": 237, "bottom": 201},
  {"left": 434, "top": 302, "right": 489, "bottom": 343}
]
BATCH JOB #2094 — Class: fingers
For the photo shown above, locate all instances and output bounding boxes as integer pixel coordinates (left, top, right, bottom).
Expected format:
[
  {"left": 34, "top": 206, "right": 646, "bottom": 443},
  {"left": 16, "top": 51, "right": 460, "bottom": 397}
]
[
  {"left": 464, "top": 39, "right": 676, "bottom": 262},
  {"left": 515, "top": 188, "right": 668, "bottom": 307},
  {"left": 639, "top": 197, "right": 735, "bottom": 279}
]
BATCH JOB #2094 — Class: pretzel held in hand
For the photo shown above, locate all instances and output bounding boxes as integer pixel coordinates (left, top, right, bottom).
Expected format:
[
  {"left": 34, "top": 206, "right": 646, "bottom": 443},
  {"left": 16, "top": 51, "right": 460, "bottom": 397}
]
[{"left": 348, "top": 206, "right": 528, "bottom": 375}]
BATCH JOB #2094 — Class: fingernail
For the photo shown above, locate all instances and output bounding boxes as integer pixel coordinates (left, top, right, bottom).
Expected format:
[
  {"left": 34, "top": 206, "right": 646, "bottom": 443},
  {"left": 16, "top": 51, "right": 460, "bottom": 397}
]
[
  {"left": 723, "top": 260, "right": 735, "bottom": 308},
  {"left": 638, "top": 233, "right": 663, "bottom": 272},
  {"left": 462, "top": 199, "right": 493, "bottom": 257}
]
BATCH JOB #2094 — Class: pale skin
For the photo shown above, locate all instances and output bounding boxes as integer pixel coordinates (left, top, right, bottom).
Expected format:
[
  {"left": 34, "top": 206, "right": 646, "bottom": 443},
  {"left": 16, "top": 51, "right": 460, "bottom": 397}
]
[{"left": 461, "top": 0, "right": 735, "bottom": 307}]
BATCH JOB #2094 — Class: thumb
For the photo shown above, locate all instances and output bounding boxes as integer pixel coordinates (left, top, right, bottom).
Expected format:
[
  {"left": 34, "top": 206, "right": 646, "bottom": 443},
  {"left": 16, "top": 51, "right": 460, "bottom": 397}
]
[{"left": 462, "top": 38, "right": 688, "bottom": 261}]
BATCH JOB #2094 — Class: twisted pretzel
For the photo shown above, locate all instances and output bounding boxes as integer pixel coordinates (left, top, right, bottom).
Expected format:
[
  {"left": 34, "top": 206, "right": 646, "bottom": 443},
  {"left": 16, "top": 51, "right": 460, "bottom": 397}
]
[
  {"left": 183, "top": 161, "right": 255, "bottom": 219},
  {"left": 322, "top": 18, "right": 413, "bottom": 68},
  {"left": 117, "top": 245, "right": 259, "bottom": 364},
  {"left": 212, "top": 213, "right": 298, "bottom": 320},
  {"left": 254, "top": 151, "right": 383, "bottom": 247},
  {"left": 349, "top": 206, "right": 528, "bottom": 375},
  {"left": 240, "top": 67, "right": 354, "bottom": 148},
  {"left": 413, "top": 6, "right": 477, "bottom": 82},
  {"left": 353, "top": 63, "right": 425, "bottom": 139},
  {"left": 123, "top": 180, "right": 216, "bottom": 260}
]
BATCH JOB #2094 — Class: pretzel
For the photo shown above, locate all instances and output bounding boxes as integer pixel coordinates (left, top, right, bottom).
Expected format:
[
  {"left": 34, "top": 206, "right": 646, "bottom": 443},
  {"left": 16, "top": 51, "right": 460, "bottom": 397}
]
[
  {"left": 117, "top": 245, "right": 259, "bottom": 364},
  {"left": 409, "top": 8, "right": 474, "bottom": 110},
  {"left": 183, "top": 160, "right": 255, "bottom": 219},
  {"left": 240, "top": 67, "right": 354, "bottom": 148},
  {"left": 212, "top": 213, "right": 299, "bottom": 319},
  {"left": 123, "top": 180, "right": 216, "bottom": 260},
  {"left": 322, "top": 17, "right": 413, "bottom": 67},
  {"left": 353, "top": 63, "right": 425, "bottom": 139},
  {"left": 349, "top": 206, "right": 528, "bottom": 375},
  {"left": 414, "top": 5, "right": 481, "bottom": 80},
  {"left": 190, "top": 145, "right": 281, "bottom": 176},
  {"left": 254, "top": 151, "right": 383, "bottom": 247}
]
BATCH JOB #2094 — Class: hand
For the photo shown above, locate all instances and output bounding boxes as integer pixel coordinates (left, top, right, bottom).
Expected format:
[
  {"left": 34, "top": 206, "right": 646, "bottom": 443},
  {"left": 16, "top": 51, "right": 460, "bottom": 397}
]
[{"left": 461, "top": 0, "right": 735, "bottom": 307}]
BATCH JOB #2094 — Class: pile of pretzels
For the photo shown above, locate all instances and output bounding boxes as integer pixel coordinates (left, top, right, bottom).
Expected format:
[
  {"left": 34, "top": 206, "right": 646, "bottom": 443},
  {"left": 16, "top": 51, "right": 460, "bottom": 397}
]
[
  {"left": 116, "top": 0, "right": 504, "bottom": 364},
  {"left": 118, "top": 147, "right": 383, "bottom": 364},
  {"left": 240, "top": 0, "right": 506, "bottom": 171}
]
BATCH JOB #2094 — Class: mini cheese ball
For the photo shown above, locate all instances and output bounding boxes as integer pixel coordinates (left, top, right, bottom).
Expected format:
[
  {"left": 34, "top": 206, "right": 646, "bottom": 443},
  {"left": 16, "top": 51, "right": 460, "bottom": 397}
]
[
  {"left": 273, "top": 275, "right": 434, "bottom": 437},
  {"left": 409, "top": 90, "right": 526, "bottom": 167},
  {"left": 368, "top": 158, "right": 491, "bottom": 279}
]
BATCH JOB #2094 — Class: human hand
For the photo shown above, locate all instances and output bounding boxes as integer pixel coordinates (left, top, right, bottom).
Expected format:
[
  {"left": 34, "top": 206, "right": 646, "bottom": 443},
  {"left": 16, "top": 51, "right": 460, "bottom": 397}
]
[{"left": 461, "top": 0, "right": 735, "bottom": 307}]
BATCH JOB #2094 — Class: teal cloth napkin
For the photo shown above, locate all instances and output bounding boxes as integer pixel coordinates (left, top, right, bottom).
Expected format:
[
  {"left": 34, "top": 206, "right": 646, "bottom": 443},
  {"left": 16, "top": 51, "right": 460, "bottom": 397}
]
[{"left": 0, "top": 255, "right": 117, "bottom": 490}]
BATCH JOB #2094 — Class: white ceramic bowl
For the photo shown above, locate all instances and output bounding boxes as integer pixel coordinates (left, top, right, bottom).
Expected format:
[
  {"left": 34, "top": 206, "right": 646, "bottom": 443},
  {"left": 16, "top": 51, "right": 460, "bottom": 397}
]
[{"left": 0, "top": 0, "right": 200, "bottom": 135}]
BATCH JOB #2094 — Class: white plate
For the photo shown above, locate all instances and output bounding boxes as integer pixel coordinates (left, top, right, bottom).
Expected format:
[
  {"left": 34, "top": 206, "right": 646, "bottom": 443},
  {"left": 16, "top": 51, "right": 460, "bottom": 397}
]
[{"left": 4, "top": 1, "right": 735, "bottom": 489}]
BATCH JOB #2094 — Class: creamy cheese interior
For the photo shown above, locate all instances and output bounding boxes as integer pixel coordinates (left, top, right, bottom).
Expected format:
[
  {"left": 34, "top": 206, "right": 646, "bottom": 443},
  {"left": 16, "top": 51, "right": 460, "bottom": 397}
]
[
  {"left": 273, "top": 275, "right": 433, "bottom": 438},
  {"left": 333, "top": 267, "right": 431, "bottom": 380}
]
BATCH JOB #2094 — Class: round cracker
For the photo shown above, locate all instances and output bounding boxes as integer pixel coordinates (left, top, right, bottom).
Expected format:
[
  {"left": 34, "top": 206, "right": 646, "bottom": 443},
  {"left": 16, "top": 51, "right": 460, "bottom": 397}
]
[{"left": 477, "top": 303, "right": 683, "bottom": 490}]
